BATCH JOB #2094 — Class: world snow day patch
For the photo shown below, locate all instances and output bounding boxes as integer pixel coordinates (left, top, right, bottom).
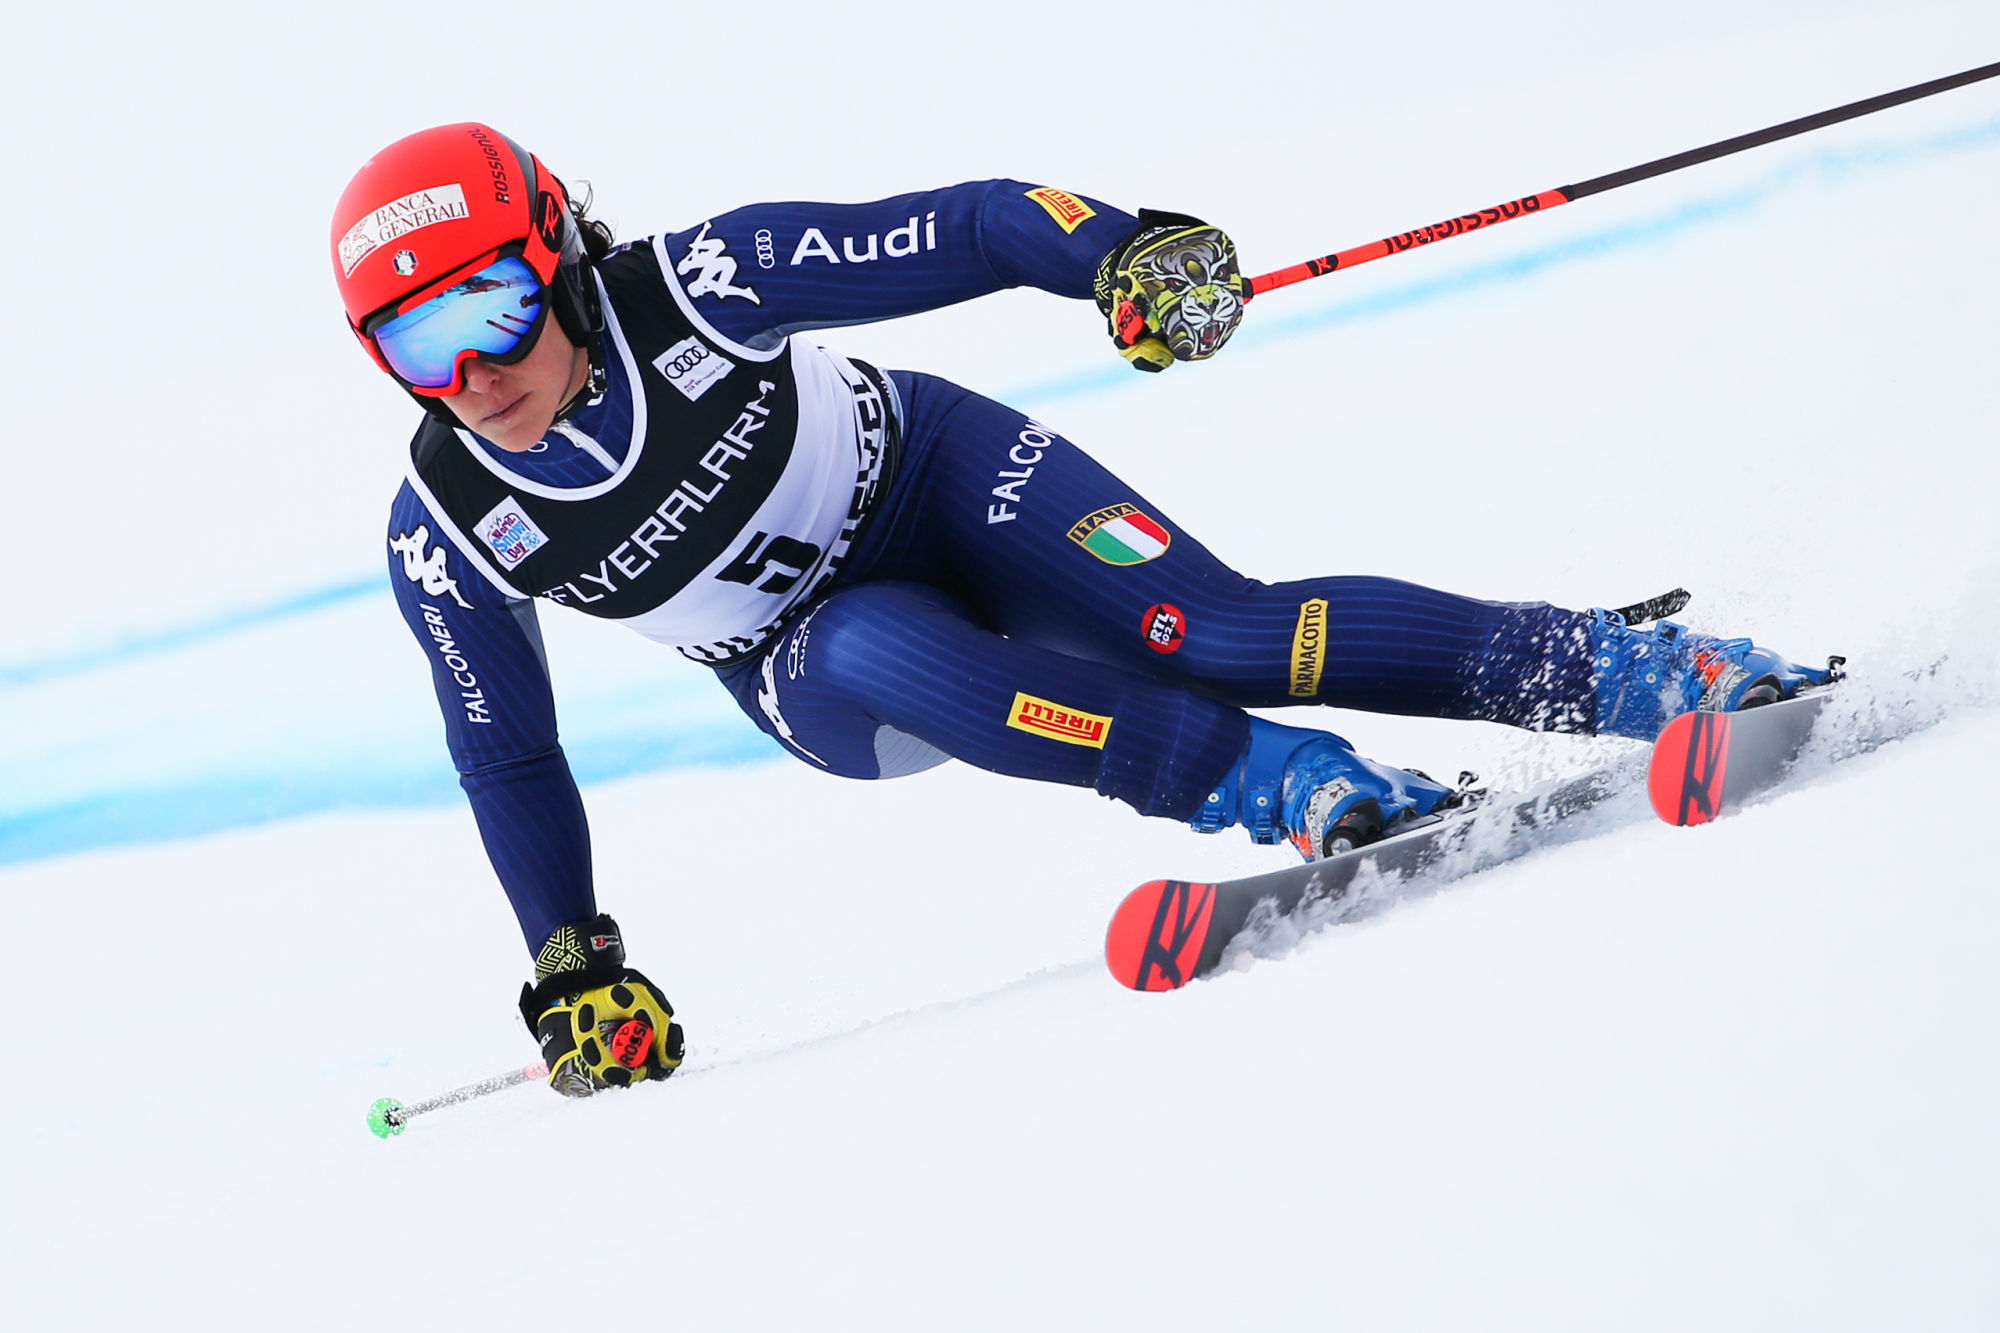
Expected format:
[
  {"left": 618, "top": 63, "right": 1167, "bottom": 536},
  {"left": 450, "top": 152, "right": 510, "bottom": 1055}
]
[{"left": 477, "top": 496, "right": 550, "bottom": 570}]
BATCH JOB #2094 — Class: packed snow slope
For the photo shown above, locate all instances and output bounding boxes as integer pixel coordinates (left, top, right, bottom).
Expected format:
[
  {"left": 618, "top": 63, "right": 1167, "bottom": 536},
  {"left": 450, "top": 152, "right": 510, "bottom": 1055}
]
[{"left": 4, "top": 2, "right": 1999, "bottom": 1329}]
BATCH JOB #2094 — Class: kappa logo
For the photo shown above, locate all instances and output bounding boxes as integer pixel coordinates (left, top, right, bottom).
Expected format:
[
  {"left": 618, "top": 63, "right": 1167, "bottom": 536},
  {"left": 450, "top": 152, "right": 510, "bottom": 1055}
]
[
  {"left": 1289, "top": 598, "right": 1328, "bottom": 697},
  {"left": 1142, "top": 604, "right": 1187, "bottom": 654},
  {"left": 678, "top": 220, "right": 761, "bottom": 303},
  {"left": 476, "top": 496, "right": 549, "bottom": 571},
  {"left": 389, "top": 526, "right": 472, "bottom": 608},
  {"left": 1006, "top": 692, "right": 1112, "bottom": 748},
  {"left": 652, "top": 336, "right": 736, "bottom": 401},
  {"left": 1025, "top": 187, "right": 1096, "bottom": 234}
]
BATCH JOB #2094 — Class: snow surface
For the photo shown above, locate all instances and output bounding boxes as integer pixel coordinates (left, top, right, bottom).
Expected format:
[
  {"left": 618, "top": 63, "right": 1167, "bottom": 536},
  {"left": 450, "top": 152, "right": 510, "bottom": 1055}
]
[{"left": 4, "top": 2, "right": 2000, "bottom": 1328}]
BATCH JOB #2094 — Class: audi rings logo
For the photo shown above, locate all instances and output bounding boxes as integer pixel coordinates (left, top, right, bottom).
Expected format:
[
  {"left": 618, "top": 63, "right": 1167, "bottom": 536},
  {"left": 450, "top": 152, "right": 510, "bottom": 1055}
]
[
  {"left": 652, "top": 335, "right": 736, "bottom": 402},
  {"left": 754, "top": 228, "right": 776, "bottom": 269},
  {"left": 661, "top": 346, "right": 707, "bottom": 375}
]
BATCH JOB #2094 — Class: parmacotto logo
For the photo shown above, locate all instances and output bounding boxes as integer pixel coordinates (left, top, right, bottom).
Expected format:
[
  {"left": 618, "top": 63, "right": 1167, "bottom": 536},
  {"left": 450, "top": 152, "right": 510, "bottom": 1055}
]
[
  {"left": 1006, "top": 692, "right": 1112, "bottom": 748},
  {"left": 339, "top": 183, "right": 470, "bottom": 277},
  {"left": 1289, "top": 598, "right": 1329, "bottom": 698},
  {"left": 1025, "top": 187, "right": 1097, "bottom": 234}
]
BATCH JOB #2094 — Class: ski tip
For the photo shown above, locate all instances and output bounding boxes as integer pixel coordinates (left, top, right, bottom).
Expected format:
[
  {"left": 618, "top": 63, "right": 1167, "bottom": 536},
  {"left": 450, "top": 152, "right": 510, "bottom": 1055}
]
[
  {"left": 1649, "top": 709, "right": 1731, "bottom": 826},
  {"left": 1105, "top": 879, "right": 1217, "bottom": 992}
]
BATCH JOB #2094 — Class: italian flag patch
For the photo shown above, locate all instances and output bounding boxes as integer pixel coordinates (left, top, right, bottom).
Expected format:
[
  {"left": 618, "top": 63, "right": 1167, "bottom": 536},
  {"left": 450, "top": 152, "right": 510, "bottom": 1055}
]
[{"left": 1068, "top": 504, "right": 1172, "bottom": 565}]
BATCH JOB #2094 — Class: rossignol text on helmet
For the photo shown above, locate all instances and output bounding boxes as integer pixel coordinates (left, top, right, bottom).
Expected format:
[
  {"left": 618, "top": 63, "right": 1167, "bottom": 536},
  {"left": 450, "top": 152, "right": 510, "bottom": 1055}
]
[{"left": 331, "top": 123, "right": 601, "bottom": 400}]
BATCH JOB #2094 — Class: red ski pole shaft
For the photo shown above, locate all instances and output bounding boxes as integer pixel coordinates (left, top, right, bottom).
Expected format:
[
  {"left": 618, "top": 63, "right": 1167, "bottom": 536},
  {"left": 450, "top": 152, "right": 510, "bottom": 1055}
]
[{"left": 1247, "top": 58, "right": 2000, "bottom": 300}]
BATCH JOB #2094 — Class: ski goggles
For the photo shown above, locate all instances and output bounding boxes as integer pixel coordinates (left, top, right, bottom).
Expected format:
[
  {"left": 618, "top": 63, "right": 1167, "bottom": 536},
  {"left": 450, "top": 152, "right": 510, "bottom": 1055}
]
[{"left": 360, "top": 250, "right": 549, "bottom": 397}]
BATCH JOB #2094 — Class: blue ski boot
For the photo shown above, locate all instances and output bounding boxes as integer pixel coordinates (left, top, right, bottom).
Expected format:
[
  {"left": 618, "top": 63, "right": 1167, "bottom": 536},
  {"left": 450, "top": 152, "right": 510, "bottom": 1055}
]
[
  {"left": 1588, "top": 608, "right": 1837, "bottom": 741},
  {"left": 1191, "top": 718, "right": 1461, "bottom": 861}
]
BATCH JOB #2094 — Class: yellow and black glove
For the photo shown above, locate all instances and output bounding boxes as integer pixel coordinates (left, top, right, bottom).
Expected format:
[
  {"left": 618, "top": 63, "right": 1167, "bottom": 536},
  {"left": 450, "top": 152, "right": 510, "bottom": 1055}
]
[
  {"left": 517, "top": 914, "right": 685, "bottom": 1097},
  {"left": 1093, "top": 209, "right": 1249, "bottom": 372}
]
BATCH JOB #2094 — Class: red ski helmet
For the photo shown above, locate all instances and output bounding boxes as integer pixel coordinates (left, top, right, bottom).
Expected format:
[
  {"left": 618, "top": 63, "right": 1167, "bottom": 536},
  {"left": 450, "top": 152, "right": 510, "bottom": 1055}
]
[{"left": 331, "top": 123, "right": 600, "bottom": 399}]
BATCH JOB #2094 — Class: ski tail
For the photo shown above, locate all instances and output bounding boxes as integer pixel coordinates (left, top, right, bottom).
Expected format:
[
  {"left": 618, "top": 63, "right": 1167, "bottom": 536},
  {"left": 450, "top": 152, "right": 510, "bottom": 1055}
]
[
  {"left": 1647, "top": 691, "right": 1833, "bottom": 826},
  {"left": 1105, "top": 879, "right": 1219, "bottom": 992},
  {"left": 1649, "top": 710, "right": 1733, "bottom": 825}
]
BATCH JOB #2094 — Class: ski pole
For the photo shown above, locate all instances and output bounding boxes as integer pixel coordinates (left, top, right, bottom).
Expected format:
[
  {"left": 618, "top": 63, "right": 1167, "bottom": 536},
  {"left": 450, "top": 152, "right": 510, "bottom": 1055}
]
[
  {"left": 1247, "top": 58, "right": 2000, "bottom": 299},
  {"left": 368, "top": 1060, "right": 548, "bottom": 1138}
]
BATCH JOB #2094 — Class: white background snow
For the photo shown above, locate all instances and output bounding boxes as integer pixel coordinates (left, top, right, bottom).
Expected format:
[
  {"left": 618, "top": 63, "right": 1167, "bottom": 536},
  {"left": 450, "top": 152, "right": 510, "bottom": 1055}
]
[{"left": 3, "top": 1, "right": 1998, "bottom": 1328}]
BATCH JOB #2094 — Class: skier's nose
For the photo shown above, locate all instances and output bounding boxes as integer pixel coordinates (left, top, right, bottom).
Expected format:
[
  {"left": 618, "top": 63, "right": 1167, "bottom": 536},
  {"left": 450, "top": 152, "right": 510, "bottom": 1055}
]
[{"left": 460, "top": 356, "right": 502, "bottom": 395}]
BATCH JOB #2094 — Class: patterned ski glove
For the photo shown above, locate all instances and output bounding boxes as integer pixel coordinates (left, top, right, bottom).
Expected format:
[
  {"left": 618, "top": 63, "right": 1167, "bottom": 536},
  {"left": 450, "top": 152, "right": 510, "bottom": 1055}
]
[
  {"left": 517, "top": 914, "right": 685, "bottom": 1097},
  {"left": 1093, "top": 209, "right": 1249, "bottom": 372}
]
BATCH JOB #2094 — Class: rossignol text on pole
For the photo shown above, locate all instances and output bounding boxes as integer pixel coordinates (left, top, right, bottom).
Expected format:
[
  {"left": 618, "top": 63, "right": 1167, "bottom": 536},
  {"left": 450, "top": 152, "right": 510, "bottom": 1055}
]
[{"left": 1247, "top": 58, "right": 2000, "bottom": 299}]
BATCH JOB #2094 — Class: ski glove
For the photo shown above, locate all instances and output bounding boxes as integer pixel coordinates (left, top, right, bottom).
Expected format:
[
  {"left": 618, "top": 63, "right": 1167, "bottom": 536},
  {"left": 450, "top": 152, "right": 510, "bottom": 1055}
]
[
  {"left": 518, "top": 914, "right": 685, "bottom": 1097},
  {"left": 1093, "top": 209, "right": 1248, "bottom": 372}
]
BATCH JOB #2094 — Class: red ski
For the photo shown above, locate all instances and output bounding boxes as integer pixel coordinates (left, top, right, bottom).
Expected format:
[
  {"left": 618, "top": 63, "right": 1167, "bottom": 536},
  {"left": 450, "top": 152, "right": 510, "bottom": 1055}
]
[
  {"left": 1647, "top": 692, "right": 1833, "bottom": 826},
  {"left": 1107, "top": 683, "right": 1876, "bottom": 992},
  {"left": 1106, "top": 762, "right": 1642, "bottom": 992}
]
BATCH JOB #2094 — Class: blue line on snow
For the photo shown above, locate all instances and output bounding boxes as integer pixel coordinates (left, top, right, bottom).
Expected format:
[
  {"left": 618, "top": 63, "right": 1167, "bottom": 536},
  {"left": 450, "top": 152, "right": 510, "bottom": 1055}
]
[
  {"left": 0, "top": 721, "right": 785, "bottom": 868},
  {"left": 6, "top": 113, "right": 1998, "bottom": 865},
  {"left": 0, "top": 576, "right": 381, "bottom": 688}
]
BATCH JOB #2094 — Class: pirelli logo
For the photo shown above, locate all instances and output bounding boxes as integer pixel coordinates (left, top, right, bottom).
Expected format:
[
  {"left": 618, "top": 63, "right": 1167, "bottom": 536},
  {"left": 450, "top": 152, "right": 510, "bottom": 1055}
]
[
  {"left": 1289, "top": 598, "right": 1328, "bottom": 697},
  {"left": 1007, "top": 692, "right": 1112, "bottom": 748},
  {"left": 1025, "top": 187, "right": 1097, "bottom": 234}
]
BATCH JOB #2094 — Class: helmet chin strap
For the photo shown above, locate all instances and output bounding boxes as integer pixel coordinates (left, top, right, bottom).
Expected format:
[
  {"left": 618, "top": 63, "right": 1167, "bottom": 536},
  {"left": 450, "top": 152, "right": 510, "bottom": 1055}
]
[
  {"left": 548, "top": 250, "right": 606, "bottom": 424},
  {"left": 552, "top": 341, "right": 608, "bottom": 425}
]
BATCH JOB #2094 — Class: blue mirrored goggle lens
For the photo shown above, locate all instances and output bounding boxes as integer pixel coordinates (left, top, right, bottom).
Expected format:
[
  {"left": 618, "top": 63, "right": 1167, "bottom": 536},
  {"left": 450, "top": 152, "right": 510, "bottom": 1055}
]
[{"left": 372, "top": 256, "right": 546, "bottom": 389}]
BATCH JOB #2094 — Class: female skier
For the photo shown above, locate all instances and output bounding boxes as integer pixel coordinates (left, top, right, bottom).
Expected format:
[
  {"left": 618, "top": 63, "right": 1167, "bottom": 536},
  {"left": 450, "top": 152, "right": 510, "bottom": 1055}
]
[{"left": 332, "top": 124, "right": 1829, "bottom": 1096}]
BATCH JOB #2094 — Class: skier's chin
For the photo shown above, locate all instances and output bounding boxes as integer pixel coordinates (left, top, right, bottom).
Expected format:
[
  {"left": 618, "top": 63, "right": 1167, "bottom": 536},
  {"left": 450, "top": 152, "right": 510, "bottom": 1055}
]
[
  {"left": 474, "top": 392, "right": 551, "bottom": 451},
  {"left": 442, "top": 385, "right": 551, "bottom": 451}
]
